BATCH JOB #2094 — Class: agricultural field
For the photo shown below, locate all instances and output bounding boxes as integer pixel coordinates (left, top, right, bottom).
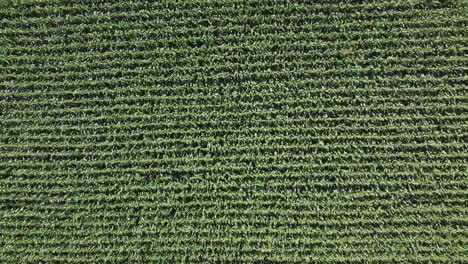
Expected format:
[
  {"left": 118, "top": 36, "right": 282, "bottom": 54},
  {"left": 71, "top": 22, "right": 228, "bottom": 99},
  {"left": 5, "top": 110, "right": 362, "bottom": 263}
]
[{"left": 0, "top": 0, "right": 467, "bottom": 263}]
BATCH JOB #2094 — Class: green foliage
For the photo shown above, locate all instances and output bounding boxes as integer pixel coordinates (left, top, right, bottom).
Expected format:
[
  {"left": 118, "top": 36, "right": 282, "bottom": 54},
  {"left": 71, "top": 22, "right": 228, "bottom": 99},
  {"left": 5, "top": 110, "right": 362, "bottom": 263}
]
[
  {"left": 423, "top": 0, "right": 466, "bottom": 7},
  {"left": 0, "top": 0, "right": 467, "bottom": 263}
]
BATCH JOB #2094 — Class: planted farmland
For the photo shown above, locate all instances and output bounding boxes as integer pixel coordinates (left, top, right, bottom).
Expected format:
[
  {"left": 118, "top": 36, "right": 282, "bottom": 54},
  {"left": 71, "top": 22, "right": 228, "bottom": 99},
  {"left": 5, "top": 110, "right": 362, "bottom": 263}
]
[{"left": 0, "top": 0, "right": 467, "bottom": 263}]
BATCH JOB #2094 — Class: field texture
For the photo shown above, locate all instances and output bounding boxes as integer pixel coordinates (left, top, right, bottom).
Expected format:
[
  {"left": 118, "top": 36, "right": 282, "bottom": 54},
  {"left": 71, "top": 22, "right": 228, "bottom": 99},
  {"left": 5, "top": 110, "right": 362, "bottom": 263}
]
[{"left": 1, "top": 0, "right": 468, "bottom": 263}]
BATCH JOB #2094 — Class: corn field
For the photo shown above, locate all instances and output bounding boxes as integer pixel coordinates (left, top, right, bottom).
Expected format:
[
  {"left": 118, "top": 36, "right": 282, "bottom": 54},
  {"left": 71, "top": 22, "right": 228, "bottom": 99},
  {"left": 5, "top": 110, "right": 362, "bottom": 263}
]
[{"left": 1, "top": 0, "right": 467, "bottom": 263}]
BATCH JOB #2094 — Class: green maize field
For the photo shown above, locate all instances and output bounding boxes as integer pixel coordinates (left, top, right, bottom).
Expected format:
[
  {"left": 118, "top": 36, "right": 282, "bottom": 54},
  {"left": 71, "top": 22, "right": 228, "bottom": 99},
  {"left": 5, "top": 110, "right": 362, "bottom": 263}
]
[{"left": 1, "top": 0, "right": 467, "bottom": 263}]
